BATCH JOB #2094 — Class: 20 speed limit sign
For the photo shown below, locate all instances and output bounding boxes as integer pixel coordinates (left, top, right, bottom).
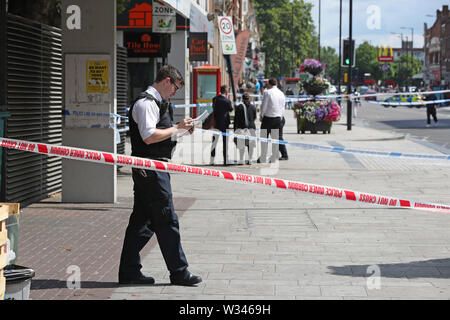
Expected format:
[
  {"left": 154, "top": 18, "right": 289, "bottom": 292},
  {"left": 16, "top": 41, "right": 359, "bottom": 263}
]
[
  {"left": 218, "top": 16, "right": 236, "bottom": 54},
  {"left": 219, "top": 17, "right": 233, "bottom": 34}
]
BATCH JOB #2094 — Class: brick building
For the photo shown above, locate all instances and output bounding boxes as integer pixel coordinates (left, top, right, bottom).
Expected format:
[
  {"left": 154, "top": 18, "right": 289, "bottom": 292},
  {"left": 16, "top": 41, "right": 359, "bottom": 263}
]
[{"left": 424, "top": 5, "right": 450, "bottom": 88}]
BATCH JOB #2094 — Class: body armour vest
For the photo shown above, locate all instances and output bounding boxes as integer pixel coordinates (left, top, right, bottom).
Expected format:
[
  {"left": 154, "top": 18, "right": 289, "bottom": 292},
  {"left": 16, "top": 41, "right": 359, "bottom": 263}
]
[{"left": 129, "top": 92, "right": 177, "bottom": 160}]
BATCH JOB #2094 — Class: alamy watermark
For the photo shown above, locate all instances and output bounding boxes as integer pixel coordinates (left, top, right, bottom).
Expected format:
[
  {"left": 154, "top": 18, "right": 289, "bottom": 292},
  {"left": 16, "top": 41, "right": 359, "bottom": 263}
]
[
  {"left": 366, "top": 264, "right": 381, "bottom": 290},
  {"left": 366, "top": 5, "right": 381, "bottom": 30},
  {"left": 66, "top": 265, "right": 81, "bottom": 290}
]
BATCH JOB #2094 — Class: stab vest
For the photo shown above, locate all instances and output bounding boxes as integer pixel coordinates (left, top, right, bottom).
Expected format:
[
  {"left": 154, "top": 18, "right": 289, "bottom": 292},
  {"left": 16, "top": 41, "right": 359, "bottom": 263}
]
[{"left": 128, "top": 92, "right": 177, "bottom": 160}]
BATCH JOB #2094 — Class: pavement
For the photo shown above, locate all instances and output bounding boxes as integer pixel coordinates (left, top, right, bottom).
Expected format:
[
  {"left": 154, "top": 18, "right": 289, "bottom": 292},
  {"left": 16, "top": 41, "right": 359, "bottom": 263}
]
[{"left": 11, "top": 106, "right": 450, "bottom": 300}]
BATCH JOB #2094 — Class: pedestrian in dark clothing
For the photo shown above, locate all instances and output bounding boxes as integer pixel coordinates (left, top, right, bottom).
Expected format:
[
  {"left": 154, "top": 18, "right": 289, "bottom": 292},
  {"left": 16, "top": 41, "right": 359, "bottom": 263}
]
[
  {"left": 211, "top": 85, "right": 233, "bottom": 165},
  {"left": 278, "top": 116, "right": 288, "bottom": 160},
  {"left": 424, "top": 90, "right": 438, "bottom": 127},
  {"left": 233, "top": 92, "right": 256, "bottom": 164},
  {"left": 119, "top": 65, "right": 202, "bottom": 286}
]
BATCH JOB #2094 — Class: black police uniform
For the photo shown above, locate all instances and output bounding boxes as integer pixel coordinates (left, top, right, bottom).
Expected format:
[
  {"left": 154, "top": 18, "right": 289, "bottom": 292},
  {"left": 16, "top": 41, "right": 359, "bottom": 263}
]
[
  {"left": 211, "top": 94, "right": 233, "bottom": 164},
  {"left": 424, "top": 93, "right": 438, "bottom": 125},
  {"left": 119, "top": 92, "right": 189, "bottom": 280}
]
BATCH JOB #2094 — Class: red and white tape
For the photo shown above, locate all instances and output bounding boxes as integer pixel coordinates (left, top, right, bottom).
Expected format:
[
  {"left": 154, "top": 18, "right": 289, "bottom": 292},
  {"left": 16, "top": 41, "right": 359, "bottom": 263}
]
[{"left": 1, "top": 137, "right": 450, "bottom": 214}]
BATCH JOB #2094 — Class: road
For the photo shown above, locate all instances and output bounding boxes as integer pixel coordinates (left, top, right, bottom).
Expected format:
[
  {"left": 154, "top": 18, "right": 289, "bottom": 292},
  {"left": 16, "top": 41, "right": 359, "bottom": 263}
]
[{"left": 350, "top": 100, "right": 450, "bottom": 152}]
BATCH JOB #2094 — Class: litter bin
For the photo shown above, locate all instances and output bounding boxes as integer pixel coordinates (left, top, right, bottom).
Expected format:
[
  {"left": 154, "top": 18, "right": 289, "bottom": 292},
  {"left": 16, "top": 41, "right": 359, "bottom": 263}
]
[{"left": 3, "top": 264, "right": 35, "bottom": 300}]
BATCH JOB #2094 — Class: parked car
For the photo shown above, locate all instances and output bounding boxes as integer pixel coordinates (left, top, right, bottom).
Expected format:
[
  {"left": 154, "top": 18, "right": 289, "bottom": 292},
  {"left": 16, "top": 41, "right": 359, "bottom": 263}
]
[
  {"left": 357, "top": 86, "right": 369, "bottom": 95},
  {"left": 328, "top": 85, "right": 337, "bottom": 94},
  {"left": 381, "top": 94, "right": 423, "bottom": 108},
  {"left": 365, "top": 90, "right": 377, "bottom": 100}
]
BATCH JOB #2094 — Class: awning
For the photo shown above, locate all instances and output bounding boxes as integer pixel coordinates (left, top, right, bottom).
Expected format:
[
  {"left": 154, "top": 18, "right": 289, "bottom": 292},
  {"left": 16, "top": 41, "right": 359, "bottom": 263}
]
[{"left": 161, "top": 0, "right": 190, "bottom": 18}]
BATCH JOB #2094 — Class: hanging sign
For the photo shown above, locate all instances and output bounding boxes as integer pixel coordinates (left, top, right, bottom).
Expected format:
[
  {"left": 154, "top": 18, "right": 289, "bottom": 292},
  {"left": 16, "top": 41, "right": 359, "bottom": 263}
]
[
  {"left": 189, "top": 32, "right": 208, "bottom": 61},
  {"left": 381, "top": 63, "right": 391, "bottom": 73},
  {"left": 152, "top": 1, "right": 176, "bottom": 33},
  {"left": 218, "top": 16, "right": 236, "bottom": 55}
]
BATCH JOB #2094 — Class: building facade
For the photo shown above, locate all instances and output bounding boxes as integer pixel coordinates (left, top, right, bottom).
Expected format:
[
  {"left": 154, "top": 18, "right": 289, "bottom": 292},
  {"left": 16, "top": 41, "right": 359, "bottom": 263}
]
[
  {"left": 424, "top": 5, "right": 450, "bottom": 88},
  {"left": 0, "top": 0, "right": 261, "bottom": 206},
  {"left": 392, "top": 41, "right": 425, "bottom": 65}
]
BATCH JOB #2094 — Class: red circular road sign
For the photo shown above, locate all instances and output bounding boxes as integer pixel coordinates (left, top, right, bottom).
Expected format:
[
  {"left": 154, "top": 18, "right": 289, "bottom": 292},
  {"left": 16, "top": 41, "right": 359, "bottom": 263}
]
[{"left": 219, "top": 17, "right": 233, "bottom": 35}]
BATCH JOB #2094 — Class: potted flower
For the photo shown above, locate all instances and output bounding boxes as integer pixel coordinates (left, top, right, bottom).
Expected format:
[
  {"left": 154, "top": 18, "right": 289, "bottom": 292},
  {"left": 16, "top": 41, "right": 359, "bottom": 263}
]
[
  {"left": 293, "top": 100, "right": 341, "bottom": 134},
  {"left": 298, "top": 76, "right": 331, "bottom": 96},
  {"left": 294, "top": 58, "right": 340, "bottom": 134},
  {"left": 299, "top": 58, "right": 325, "bottom": 76}
]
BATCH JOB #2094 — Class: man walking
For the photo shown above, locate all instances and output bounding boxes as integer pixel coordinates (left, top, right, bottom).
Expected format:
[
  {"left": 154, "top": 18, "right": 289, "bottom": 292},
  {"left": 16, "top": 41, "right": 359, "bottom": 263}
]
[
  {"left": 257, "top": 78, "right": 288, "bottom": 163},
  {"left": 424, "top": 89, "right": 438, "bottom": 127},
  {"left": 119, "top": 65, "right": 202, "bottom": 286},
  {"left": 211, "top": 85, "right": 233, "bottom": 165}
]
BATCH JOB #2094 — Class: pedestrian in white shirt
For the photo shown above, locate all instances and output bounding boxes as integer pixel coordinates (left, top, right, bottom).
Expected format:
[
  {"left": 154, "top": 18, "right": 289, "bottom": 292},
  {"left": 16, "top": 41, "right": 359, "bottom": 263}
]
[{"left": 257, "top": 78, "right": 288, "bottom": 163}]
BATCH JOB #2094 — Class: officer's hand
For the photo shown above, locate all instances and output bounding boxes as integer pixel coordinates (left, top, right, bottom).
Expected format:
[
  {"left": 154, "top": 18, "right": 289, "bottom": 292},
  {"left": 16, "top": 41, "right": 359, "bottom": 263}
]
[{"left": 177, "top": 117, "right": 194, "bottom": 130}]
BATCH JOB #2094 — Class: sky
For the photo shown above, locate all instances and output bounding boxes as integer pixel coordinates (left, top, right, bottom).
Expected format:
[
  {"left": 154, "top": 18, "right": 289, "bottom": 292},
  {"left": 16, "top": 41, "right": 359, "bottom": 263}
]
[{"left": 305, "top": 0, "right": 447, "bottom": 51}]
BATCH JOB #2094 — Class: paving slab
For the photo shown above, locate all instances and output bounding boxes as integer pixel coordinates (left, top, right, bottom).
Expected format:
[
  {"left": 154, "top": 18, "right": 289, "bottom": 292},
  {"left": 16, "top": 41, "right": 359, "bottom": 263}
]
[{"left": 13, "top": 108, "right": 450, "bottom": 300}]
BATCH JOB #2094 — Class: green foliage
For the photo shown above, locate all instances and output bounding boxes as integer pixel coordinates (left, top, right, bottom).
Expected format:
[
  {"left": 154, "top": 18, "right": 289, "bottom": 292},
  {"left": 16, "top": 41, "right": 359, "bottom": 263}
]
[
  {"left": 355, "top": 41, "right": 380, "bottom": 79},
  {"left": 319, "top": 46, "right": 339, "bottom": 81},
  {"left": 253, "top": 0, "right": 318, "bottom": 78},
  {"left": 117, "top": 0, "right": 130, "bottom": 14},
  {"left": 354, "top": 41, "right": 422, "bottom": 86},
  {"left": 7, "top": 0, "right": 61, "bottom": 27}
]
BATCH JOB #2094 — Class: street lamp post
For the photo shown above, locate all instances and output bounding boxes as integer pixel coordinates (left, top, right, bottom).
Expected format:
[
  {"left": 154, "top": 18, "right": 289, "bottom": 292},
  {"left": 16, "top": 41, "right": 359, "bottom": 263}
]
[
  {"left": 318, "top": 0, "right": 321, "bottom": 60},
  {"left": 425, "top": 14, "right": 435, "bottom": 88},
  {"left": 338, "top": 0, "right": 342, "bottom": 95},
  {"left": 391, "top": 32, "right": 403, "bottom": 89},
  {"left": 291, "top": 5, "right": 294, "bottom": 76},
  {"left": 403, "top": 35, "right": 409, "bottom": 89},
  {"left": 401, "top": 26, "right": 414, "bottom": 90},
  {"left": 347, "top": 0, "right": 353, "bottom": 131}
]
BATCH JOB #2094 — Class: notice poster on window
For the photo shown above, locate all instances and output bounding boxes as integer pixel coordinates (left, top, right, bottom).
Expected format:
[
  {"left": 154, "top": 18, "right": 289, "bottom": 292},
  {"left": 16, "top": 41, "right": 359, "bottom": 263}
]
[{"left": 86, "top": 60, "right": 109, "bottom": 93}]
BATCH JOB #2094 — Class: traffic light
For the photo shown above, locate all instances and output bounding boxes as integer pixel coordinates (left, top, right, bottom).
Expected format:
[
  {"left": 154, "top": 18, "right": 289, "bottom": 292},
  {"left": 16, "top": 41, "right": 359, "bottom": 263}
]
[
  {"left": 341, "top": 39, "right": 355, "bottom": 67},
  {"left": 344, "top": 73, "right": 348, "bottom": 83}
]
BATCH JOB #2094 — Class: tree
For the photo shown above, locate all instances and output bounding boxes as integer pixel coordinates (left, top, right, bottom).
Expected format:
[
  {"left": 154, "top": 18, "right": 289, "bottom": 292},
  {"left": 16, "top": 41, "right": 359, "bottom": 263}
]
[
  {"left": 253, "top": 0, "right": 318, "bottom": 78},
  {"left": 117, "top": 0, "right": 131, "bottom": 14},
  {"left": 390, "top": 53, "right": 422, "bottom": 87},
  {"left": 8, "top": 0, "right": 61, "bottom": 27},
  {"left": 355, "top": 41, "right": 381, "bottom": 81},
  {"left": 319, "top": 46, "right": 339, "bottom": 83}
]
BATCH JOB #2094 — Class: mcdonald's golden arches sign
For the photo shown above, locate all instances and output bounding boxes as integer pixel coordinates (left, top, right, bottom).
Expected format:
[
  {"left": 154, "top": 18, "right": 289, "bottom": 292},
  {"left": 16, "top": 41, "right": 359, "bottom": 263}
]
[{"left": 378, "top": 45, "right": 394, "bottom": 62}]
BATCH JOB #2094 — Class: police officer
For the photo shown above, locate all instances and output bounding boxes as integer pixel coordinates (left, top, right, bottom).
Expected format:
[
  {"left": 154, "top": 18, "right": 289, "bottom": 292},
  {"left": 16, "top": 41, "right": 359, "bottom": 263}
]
[
  {"left": 424, "top": 88, "right": 438, "bottom": 127},
  {"left": 119, "top": 65, "right": 201, "bottom": 286}
]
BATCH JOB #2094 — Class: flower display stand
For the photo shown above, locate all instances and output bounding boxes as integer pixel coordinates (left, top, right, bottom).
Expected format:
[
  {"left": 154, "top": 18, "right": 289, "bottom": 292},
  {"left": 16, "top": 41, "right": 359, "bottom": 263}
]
[
  {"left": 297, "top": 117, "right": 332, "bottom": 134},
  {"left": 294, "top": 59, "right": 341, "bottom": 134}
]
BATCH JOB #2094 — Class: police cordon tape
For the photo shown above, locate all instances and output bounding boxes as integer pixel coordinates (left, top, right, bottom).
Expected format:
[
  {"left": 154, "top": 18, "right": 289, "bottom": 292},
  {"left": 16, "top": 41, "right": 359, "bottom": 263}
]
[
  {"left": 367, "top": 99, "right": 450, "bottom": 107},
  {"left": 242, "top": 89, "right": 450, "bottom": 100},
  {"left": 1, "top": 137, "right": 450, "bottom": 214},
  {"left": 197, "top": 128, "right": 450, "bottom": 162},
  {"left": 171, "top": 90, "right": 450, "bottom": 109}
]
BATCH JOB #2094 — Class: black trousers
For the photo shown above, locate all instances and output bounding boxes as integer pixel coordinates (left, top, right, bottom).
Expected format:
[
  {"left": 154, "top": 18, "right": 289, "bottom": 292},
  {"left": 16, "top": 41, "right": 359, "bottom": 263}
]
[
  {"left": 279, "top": 117, "right": 288, "bottom": 158},
  {"left": 426, "top": 106, "right": 437, "bottom": 124},
  {"left": 260, "top": 116, "right": 282, "bottom": 162},
  {"left": 119, "top": 169, "right": 188, "bottom": 278}
]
